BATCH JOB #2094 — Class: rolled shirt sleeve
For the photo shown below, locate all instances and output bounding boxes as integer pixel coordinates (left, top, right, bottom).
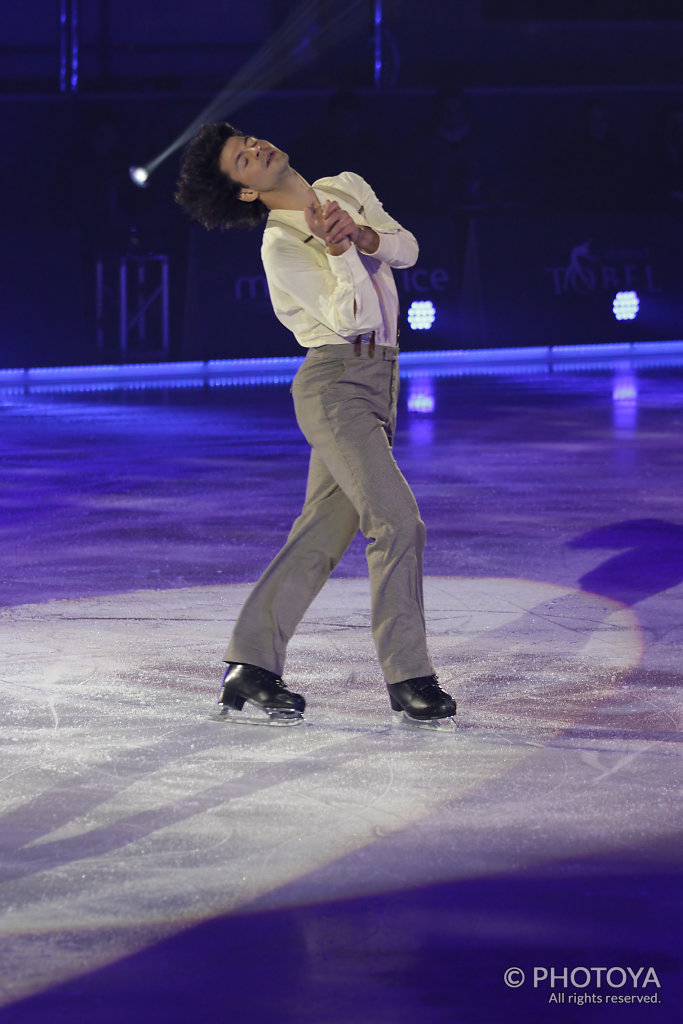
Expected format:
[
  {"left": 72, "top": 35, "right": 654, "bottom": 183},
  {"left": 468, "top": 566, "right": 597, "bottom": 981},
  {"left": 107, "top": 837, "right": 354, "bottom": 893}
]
[
  {"left": 369, "top": 225, "right": 419, "bottom": 269},
  {"left": 344, "top": 172, "right": 419, "bottom": 269}
]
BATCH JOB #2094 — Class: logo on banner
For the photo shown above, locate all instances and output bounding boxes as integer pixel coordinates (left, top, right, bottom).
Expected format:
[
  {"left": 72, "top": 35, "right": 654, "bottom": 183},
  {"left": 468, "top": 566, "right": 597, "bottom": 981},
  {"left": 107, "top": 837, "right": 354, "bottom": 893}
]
[
  {"left": 546, "top": 241, "right": 662, "bottom": 297},
  {"left": 234, "top": 275, "right": 269, "bottom": 303}
]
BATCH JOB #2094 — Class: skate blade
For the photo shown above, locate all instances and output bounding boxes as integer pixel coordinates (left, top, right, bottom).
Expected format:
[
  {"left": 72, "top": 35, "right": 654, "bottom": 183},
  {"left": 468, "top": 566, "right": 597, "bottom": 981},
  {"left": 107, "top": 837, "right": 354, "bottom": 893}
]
[
  {"left": 213, "top": 704, "right": 304, "bottom": 727},
  {"left": 394, "top": 710, "right": 456, "bottom": 733}
]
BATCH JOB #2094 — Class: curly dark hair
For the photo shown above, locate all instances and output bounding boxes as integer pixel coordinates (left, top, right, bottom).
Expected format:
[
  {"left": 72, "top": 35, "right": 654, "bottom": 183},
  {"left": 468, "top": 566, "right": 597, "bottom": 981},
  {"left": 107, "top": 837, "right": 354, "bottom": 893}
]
[{"left": 174, "top": 122, "right": 269, "bottom": 230}]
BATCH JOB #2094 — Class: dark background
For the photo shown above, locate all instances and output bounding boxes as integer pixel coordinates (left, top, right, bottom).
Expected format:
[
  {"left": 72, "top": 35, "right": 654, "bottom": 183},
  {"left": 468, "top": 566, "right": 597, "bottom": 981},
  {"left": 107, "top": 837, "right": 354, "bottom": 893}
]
[{"left": 1, "top": 0, "right": 682, "bottom": 366}]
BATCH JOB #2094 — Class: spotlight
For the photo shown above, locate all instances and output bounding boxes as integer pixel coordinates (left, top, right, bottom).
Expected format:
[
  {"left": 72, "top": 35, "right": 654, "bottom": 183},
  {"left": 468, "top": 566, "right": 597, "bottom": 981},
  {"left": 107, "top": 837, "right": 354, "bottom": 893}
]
[
  {"left": 129, "top": 166, "right": 150, "bottom": 188},
  {"left": 407, "top": 300, "right": 436, "bottom": 331},
  {"left": 612, "top": 291, "right": 639, "bottom": 321}
]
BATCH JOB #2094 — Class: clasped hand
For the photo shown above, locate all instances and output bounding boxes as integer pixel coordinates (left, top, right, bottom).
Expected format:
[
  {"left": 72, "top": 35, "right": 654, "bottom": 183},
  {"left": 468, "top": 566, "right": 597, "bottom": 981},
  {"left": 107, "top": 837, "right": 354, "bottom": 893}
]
[{"left": 305, "top": 199, "right": 359, "bottom": 254}]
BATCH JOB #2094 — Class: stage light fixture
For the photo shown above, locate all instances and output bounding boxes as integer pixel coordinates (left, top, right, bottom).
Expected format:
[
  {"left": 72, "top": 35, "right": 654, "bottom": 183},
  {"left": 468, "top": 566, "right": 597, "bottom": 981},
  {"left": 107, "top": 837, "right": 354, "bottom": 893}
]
[
  {"left": 407, "top": 300, "right": 436, "bottom": 331},
  {"left": 613, "top": 291, "right": 639, "bottom": 321},
  {"left": 129, "top": 166, "right": 150, "bottom": 188}
]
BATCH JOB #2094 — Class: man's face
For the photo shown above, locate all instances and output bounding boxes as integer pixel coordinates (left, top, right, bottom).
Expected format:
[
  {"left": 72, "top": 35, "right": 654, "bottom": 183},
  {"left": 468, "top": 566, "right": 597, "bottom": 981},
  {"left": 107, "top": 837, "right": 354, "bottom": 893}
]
[{"left": 219, "top": 134, "right": 289, "bottom": 197}]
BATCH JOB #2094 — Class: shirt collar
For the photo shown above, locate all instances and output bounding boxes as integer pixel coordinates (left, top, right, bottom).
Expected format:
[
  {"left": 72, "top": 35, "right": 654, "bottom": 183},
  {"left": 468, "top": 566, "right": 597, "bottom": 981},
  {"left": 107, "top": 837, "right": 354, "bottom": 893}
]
[
  {"left": 266, "top": 185, "right": 330, "bottom": 228},
  {"left": 267, "top": 207, "right": 308, "bottom": 228}
]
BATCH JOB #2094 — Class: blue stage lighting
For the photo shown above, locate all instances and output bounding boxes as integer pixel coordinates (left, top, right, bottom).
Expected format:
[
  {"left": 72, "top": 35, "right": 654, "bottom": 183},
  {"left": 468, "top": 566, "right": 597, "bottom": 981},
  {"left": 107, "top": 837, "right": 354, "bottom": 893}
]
[
  {"left": 612, "top": 371, "right": 638, "bottom": 431},
  {"left": 407, "top": 300, "right": 436, "bottom": 331},
  {"left": 407, "top": 377, "right": 435, "bottom": 414},
  {"left": 612, "top": 373, "right": 638, "bottom": 403},
  {"left": 612, "top": 291, "right": 639, "bottom": 321}
]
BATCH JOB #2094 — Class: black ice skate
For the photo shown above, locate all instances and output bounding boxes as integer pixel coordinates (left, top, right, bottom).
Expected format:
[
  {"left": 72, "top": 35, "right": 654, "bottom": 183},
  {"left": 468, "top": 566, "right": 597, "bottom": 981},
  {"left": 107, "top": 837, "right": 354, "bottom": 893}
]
[
  {"left": 217, "top": 662, "right": 306, "bottom": 726},
  {"left": 386, "top": 675, "right": 457, "bottom": 731}
]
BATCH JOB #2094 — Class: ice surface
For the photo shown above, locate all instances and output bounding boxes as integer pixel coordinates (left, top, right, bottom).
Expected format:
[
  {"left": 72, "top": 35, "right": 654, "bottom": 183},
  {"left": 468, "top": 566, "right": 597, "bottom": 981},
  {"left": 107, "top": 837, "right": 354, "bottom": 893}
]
[{"left": 1, "top": 576, "right": 680, "bottom": 1010}]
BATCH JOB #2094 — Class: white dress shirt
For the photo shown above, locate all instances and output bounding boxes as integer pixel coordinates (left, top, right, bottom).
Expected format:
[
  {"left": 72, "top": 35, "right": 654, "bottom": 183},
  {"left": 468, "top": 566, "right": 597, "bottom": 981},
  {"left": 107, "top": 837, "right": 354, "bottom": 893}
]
[{"left": 261, "top": 171, "right": 419, "bottom": 349}]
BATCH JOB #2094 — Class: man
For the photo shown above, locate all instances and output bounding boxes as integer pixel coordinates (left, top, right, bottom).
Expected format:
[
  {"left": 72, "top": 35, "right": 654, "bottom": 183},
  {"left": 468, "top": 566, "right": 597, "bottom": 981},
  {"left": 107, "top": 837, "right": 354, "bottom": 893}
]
[{"left": 175, "top": 123, "right": 456, "bottom": 728}]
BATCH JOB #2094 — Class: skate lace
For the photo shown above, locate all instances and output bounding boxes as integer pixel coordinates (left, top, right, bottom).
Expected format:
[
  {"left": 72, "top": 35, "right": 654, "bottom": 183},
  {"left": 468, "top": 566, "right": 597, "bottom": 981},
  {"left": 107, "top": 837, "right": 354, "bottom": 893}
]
[
  {"left": 413, "top": 675, "right": 445, "bottom": 696},
  {"left": 256, "top": 667, "right": 288, "bottom": 690}
]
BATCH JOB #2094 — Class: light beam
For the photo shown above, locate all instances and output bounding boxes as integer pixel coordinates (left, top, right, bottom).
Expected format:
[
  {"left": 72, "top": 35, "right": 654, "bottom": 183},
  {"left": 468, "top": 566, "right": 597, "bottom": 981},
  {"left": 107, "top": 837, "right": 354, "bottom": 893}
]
[{"left": 129, "top": 0, "right": 367, "bottom": 188}]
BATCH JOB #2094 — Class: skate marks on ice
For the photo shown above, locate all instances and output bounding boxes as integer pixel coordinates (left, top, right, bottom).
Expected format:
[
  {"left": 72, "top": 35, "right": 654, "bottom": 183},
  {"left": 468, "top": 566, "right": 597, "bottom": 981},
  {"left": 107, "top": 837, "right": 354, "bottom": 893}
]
[{"left": 0, "top": 576, "right": 680, "bottom": 1005}]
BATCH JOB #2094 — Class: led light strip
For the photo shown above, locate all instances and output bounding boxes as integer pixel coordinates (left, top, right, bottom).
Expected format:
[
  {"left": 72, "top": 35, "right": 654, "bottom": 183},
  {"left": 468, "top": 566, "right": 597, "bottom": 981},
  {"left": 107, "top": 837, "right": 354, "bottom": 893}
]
[{"left": 1, "top": 341, "right": 683, "bottom": 395}]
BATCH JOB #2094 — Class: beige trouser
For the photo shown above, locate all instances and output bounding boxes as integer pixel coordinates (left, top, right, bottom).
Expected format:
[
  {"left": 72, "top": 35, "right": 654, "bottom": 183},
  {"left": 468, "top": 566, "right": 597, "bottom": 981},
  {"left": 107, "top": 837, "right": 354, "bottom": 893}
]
[{"left": 224, "top": 342, "right": 435, "bottom": 685}]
